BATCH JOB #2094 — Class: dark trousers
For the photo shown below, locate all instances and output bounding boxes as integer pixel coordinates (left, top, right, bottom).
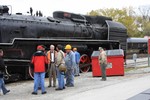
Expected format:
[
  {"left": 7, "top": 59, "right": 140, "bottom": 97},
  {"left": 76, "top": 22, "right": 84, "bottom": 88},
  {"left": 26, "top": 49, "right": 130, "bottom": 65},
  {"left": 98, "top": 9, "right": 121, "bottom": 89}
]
[{"left": 100, "top": 63, "right": 107, "bottom": 80}]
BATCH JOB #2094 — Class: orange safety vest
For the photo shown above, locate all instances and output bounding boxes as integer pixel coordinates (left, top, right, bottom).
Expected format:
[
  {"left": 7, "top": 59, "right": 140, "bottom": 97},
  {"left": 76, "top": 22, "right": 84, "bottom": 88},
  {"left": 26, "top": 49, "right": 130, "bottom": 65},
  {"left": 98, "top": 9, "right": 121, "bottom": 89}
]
[{"left": 47, "top": 50, "right": 57, "bottom": 64}]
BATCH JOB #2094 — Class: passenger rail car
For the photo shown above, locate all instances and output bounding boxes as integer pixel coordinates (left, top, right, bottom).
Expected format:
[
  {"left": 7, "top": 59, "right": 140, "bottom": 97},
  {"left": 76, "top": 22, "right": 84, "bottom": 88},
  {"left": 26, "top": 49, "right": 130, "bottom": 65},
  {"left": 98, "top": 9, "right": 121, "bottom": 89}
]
[{"left": 127, "top": 38, "right": 148, "bottom": 54}]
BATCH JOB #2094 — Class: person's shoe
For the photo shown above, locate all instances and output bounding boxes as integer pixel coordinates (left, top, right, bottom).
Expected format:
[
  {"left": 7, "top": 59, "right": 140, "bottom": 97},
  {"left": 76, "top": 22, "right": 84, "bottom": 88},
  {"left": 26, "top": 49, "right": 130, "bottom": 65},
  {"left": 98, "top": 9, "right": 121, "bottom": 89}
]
[
  {"left": 48, "top": 85, "right": 51, "bottom": 88},
  {"left": 65, "top": 84, "right": 68, "bottom": 86},
  {"left": 53, "top": 85, "right": 56, "bottom": 87},
  {"left": 4, "top": 90, "right": 10, "bottom": 95},
  {"left": 55, "top": 88, "right": 63, "bottom": 91},
  {"left": 32, "top": 92, "right": 37, "bottom": 95},
  {"left": 63, "top": 87, "right": 65, "bottom": 89},
  {"left": 101, "top": 79, "right": 106, "bottom": 81},
  {"left": 41, "top": 91, "right": 47, "bottom": 94}
]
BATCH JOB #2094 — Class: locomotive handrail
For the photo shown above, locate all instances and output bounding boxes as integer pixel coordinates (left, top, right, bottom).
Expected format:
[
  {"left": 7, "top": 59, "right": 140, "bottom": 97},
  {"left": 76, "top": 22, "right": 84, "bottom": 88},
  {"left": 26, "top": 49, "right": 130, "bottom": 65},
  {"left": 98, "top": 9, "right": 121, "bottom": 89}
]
[
  {"left": 14, "top": 38, "right": 119, "bottom": 42},
  {"left": 0, "top": 16, "right": 49, "bottom": 23},
  {"left": 0, "top": 38, "right": 119, "bottom": 46},
  {"left": 4, "top": 59, "right": 30, "bottom": 62}
]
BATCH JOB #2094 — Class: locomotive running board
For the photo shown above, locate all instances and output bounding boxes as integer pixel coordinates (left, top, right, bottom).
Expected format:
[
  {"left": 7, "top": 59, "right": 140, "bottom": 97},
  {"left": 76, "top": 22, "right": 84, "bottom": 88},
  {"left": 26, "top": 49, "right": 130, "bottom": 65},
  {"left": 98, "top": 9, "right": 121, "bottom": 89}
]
[{"left": 0, "top": 38, "right": 119, "bottom": 46}]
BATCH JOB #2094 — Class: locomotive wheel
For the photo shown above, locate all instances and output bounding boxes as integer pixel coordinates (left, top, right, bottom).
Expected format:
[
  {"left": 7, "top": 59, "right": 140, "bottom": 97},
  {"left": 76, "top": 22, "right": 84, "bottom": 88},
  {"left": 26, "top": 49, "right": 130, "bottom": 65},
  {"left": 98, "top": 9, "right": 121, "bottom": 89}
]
[
  {"left": 29, "top": 66, "right": 34, "bottom": 79},
  {"left": 79, "top": 54, "right": 91, "bottom": 73}
]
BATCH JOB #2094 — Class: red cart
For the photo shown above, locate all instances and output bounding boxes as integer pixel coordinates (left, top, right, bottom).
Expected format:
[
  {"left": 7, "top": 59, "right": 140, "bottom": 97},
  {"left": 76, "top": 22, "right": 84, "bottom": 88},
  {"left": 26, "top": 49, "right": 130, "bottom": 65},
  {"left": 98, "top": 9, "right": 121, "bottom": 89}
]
[{"left": 91, "top": 49, "right": 124, "bottom": 77}]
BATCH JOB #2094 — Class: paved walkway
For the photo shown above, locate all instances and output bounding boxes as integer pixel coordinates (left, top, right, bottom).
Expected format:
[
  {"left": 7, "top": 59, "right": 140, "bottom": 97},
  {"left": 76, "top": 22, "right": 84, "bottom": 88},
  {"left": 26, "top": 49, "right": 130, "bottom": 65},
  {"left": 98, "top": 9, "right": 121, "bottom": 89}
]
[
  {"left": 64, "top": 60, "right": 150, "bottom": 100},
  {"left": 128, "top": 89, "right": 150, "bottom": 100},
  {"left": 64, "top": 75, "right": 150, "bottom": 100},
  {"left": 126, "top": 58, "right": 150, "bottom": 100},
  {"left": 1, "top": 67, "right": 150, "bottom": 100}
]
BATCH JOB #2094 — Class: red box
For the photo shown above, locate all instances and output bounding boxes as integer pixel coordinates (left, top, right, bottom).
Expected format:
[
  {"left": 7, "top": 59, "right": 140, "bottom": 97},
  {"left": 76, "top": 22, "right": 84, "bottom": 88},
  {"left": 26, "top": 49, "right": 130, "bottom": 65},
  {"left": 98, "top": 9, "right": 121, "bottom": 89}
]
[
  {"left": 148, "top": 39, "right": 150, "bottom": 54},
  {"left": 91, "top": 55, "right": 124, "bottom": 77}
]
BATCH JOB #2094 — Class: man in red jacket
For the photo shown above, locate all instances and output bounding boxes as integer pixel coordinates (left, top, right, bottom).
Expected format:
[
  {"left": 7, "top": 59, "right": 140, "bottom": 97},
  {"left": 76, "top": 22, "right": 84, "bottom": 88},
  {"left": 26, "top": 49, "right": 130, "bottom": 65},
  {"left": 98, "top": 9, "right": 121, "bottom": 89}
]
[{"left": 31, "top": 45, "right": 48, "bottom": 95}]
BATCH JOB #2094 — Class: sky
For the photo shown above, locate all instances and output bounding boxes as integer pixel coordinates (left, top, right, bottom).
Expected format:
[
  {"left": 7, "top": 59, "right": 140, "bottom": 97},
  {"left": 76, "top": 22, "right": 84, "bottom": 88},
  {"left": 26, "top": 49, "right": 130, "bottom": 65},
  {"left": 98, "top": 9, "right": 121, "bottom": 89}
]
[{"left": 1, "top": 0, "right": 150, "bottom": 16}]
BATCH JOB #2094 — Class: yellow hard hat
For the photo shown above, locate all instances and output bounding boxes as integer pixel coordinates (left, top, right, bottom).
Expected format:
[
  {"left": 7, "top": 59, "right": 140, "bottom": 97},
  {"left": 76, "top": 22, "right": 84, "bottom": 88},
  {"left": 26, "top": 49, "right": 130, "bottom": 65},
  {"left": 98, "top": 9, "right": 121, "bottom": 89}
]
[
  {"left": 73, "top": 48, "right": 77, "bottom": 51},
  {"left": 65, "top": 44, "right": 72, "bottom": 50}
]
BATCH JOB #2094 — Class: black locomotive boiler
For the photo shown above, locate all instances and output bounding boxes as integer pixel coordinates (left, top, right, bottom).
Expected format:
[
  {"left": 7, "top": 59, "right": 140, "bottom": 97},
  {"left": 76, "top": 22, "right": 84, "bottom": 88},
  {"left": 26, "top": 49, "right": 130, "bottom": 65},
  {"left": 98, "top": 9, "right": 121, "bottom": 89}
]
[{"left": 0, "top": 5, "right": 127, "bottom": 82}]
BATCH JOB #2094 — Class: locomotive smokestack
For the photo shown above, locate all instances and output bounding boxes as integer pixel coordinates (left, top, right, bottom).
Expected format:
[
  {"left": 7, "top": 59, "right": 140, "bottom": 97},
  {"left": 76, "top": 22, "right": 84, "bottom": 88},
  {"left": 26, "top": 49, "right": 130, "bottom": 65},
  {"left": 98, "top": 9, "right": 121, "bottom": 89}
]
[{"left": 0, "top": 5, "right": 9, "bottom": 15}]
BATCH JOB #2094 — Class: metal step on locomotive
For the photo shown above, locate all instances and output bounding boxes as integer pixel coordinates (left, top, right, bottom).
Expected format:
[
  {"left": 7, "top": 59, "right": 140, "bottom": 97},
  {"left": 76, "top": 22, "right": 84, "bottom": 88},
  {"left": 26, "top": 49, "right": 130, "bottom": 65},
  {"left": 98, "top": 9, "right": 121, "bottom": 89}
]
[{"left": 0, "top": 5, "right": 127, "bottom": 82}]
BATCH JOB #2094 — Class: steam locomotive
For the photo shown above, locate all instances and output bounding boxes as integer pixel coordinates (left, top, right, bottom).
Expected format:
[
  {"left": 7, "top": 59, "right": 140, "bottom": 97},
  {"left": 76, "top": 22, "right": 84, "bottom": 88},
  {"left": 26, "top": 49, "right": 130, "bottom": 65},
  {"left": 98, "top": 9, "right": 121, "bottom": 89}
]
[{"left": 0, "top": 5, "right": 127, "bottom": 82}]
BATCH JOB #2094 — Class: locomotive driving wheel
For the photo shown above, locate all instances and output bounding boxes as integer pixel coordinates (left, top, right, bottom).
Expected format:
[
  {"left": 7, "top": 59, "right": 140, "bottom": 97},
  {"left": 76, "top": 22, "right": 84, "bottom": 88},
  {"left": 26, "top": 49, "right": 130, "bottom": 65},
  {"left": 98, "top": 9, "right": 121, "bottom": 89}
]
[
  {"left": 79, "top": 54, "right": 91, "bottom": 73},
  {"left": 29, "top": 66, "right": 34, "bottom": 79}
]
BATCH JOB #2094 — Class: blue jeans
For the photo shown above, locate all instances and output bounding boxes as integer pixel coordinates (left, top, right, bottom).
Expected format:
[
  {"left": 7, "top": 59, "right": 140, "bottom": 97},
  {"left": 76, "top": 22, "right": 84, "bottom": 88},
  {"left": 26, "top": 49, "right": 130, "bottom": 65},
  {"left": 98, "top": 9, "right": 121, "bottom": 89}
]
[
  {"left": 66, "top": 68, "right": 74, "bottom": 86},
  {"left": 34, "top": 72, "right": 45, "bottom": 93},
  {"left": 0, "top": 78, "right": 8, "bottom": 94},
  {"left": 57, "top": 69, "right": 65, "bottom": 89},
  {"left": 74, "top": 63, "right": 80, "bottom": 75}
]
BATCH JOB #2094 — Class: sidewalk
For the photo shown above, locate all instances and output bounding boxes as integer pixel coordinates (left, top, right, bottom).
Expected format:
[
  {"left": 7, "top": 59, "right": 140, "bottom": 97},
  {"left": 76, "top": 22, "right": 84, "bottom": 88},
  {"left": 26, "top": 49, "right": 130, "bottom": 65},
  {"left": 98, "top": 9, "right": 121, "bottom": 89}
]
[
  {"left": 128, "top": 89, "right": 150, "bottom": 100},
  {"left": 64, "top": 65, "right": 150, "bottom": 100},
  {"left": 126, "top": 64, "right": 150, "bottom": 100},
  {"left": 64, "top": 75, "right": 150, "bottom": 100}
]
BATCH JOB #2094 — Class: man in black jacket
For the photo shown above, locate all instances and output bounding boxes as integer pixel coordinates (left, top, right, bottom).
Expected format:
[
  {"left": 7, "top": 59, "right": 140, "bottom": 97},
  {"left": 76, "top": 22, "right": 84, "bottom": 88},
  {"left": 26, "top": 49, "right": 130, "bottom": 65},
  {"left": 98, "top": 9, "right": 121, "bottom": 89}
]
[{"left": 0, "top": 49, "right": 10, "bottom": 95}]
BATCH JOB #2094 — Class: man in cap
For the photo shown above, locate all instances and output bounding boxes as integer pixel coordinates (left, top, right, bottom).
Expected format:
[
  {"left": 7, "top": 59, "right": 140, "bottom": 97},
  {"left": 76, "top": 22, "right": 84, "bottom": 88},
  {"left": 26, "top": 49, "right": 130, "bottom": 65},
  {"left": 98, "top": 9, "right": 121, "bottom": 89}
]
[
  {"left": 64, "top": 44, "right": 76, "bottom": 87},
  {"left": 98, "top": 47, "right": 107, "bottom": 81},
  {"left": 73, "top": 47, "right": 80, "bottom": 76},
  {"left": 31, "top": 45, "right": 48, "bottom": 95}
]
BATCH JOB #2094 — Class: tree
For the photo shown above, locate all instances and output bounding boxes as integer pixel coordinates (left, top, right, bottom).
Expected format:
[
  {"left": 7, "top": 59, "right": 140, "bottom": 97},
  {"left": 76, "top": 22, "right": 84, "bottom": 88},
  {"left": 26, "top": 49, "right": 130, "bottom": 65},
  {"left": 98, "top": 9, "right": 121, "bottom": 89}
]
[
  {"left": 143, "top": 22, "right": 150, "bottom": 36},
  {"left": 138, "top": 5, "right": 150, "bottom": 36},
  {"left": 138, "top": 5, "right": 150, "bottom": 20},
  {"left": 88, "top": 7, "right": 141, "bottom": 37}
]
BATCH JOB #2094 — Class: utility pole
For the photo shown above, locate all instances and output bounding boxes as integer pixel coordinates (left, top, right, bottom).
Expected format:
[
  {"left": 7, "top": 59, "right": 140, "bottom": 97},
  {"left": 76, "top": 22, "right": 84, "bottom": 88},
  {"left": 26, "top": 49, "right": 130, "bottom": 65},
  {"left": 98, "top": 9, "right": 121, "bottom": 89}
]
[{"left": 148, "top": 39, "right": 150, "bottom": 66}]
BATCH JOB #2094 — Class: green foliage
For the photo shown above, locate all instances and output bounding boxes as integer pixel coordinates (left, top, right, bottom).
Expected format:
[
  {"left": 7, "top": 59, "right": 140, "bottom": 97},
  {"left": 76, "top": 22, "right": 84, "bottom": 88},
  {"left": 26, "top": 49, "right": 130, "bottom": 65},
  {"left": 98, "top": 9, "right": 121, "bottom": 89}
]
[
  {"left": 87, "top": 7, "right": 142, "bottom": 37},
  {"left": 144, "top": 22, "right": 150, "bottom": 35},
  {"left": 136, "top": 15, "right": 150, "bottom": 37}
]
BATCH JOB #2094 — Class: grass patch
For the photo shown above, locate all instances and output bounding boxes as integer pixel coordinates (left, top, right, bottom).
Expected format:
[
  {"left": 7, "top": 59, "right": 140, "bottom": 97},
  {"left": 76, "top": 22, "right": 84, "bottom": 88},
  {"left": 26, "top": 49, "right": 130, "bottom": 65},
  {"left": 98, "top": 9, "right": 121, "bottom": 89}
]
[
  {"left": 125, "top": 66, "right": 149, "bottom": 72},
  {"left": 125, "top": 67, "right": 135, "bottom": 72}
]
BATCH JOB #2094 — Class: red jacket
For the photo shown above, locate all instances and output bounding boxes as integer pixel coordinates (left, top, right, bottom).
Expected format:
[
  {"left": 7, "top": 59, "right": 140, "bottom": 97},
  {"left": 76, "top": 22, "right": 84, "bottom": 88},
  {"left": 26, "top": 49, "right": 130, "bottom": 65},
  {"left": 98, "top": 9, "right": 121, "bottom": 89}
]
[{"left": 31, "top": 51, "right": 48, "bottom": 72}]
